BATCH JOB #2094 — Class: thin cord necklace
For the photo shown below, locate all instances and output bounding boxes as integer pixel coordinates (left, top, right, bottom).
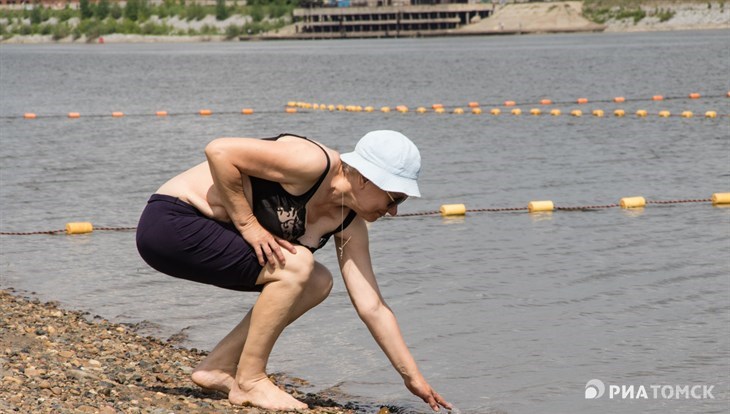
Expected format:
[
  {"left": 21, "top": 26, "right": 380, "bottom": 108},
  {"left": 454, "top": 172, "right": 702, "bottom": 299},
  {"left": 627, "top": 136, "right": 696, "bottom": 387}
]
[{"left": 338, "top": 189, "right": 351, "bottom": 260}]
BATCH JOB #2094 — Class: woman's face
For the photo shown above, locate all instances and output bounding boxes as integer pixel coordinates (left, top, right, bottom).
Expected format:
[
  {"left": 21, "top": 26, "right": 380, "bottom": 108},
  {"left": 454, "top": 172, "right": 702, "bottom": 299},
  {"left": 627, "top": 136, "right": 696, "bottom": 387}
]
[{"left": 355, "top": 180, "right": 408, "bottom": 222}]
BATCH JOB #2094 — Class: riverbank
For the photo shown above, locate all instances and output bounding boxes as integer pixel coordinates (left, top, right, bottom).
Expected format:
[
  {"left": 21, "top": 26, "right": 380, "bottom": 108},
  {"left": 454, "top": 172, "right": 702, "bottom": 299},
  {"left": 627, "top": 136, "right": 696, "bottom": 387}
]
[
  {"left": 0, "top": 288, "right": 361, "bottom": 414},
  {"left": 1, "top": 1, "right": 727, "bottom": 44}
]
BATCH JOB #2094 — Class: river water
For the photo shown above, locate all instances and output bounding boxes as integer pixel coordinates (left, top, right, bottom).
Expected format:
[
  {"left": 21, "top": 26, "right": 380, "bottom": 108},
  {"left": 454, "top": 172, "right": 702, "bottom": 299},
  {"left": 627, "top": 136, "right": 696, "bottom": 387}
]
[{"left": 1, "top": 31, "right": 729, "bottom": 413}]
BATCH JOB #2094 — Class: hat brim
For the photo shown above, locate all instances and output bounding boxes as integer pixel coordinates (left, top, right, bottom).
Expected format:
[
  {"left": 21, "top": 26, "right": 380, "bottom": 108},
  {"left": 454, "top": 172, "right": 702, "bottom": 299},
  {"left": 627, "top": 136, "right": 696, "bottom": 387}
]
[{"left": 341, "top": 152, "right": 421, "bottom": 197}]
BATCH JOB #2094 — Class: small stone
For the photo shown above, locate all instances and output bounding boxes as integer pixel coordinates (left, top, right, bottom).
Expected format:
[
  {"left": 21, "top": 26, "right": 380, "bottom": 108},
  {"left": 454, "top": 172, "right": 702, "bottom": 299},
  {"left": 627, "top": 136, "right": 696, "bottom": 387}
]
[
  {"left": 38, "top": 380, "right": 51, "bottom": 389},
  {"left": 87, "top": 359, "right": 101, "bottom": 367},
  {"left": 115, "top": 326, "right": 125, "bottom": 332},
  {"left": 46, "top": 325, "right": 57, "bottom": 335},
  {"left": 51, "top": 387, "right": 62, "bottom": 395},
  {"left": 99, "top": 405, "right": 116, "bottom": 414},
  {"left": 58, "top": 350, "right": 74, "bottom": 358}
]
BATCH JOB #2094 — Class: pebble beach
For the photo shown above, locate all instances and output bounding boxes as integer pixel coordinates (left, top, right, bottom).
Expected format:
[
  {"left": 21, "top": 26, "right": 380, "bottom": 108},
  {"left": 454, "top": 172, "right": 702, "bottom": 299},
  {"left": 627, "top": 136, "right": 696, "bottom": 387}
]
[{"left": 0, "top": 288, "right": 364, "bottom": 414}]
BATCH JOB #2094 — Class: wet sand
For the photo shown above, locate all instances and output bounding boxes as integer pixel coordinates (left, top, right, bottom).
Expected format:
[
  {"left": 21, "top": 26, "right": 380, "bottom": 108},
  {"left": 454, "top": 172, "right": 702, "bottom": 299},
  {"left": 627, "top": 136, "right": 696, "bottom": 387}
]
[{"left": 0, "top": 288, "right": 365, "bottom": 414}]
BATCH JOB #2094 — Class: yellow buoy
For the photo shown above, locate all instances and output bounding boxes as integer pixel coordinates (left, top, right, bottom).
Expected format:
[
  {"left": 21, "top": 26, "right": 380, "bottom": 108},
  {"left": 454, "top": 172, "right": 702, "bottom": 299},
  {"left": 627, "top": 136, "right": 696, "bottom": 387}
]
[
  {"left": 689, "top": 93, "right": 701, "bottom": 99},
  {"left": 530, "top": 108, "right": 541, "bottom": 116},
  {"left": 658, "top": 110, "right": 671, "bottom": 118},
  {"left": 199, "top": 109, "right": 212, "bottom": 116},
  {"left": 681, "top": 111, "right": 693, "bottom": 118},
  {"left": 571, "top": 110, "right": 582, "bottom": 117},
  {"left": 364, "top": 106, "right": 374, "bottom": 112},
  {"left": 705, "top": 111, "right": 717, "bottom": 118},
  {"left": 652, "top": 95, "right": 664, "bottom": 101},
  {"left": 453, "top": 108, "right": 464, "bottom": 114},
  {"left": 540, "top": 99, "right": 552, "bottom": 105},
  {"left": 112, "top": 111, "right": 124, "bottom": 118},
  {"left": 416, "top": 107, "right": 427, "bottom": 114},
  {"left": 336, "top": 105, "right": 345, "bottom": 111},
  {"left": 614, "top": 109, "right": 625, "bottom": 117},
  {"left": 511, "top": 108, "right": 522, "bottom": 116},
  {"left": 24, "top": 113, "right": 37, "bottom": 119},
  {"left": 468, "top": 102, "right": 480, "bottom": 108},
  {"left": 327, "top": 104, "right": 335, "bottom": 111},
  {"left": 528, "top": 200, "right": 554, "bottom": 213},
  {"left": 381, "top": 106, "right": 391, "bottom": 113},
  {"left": 614, "top": 97, "right": 626, "bottom": 103},
  {"left": 490, "top": 108, "right": 501, "bottom": 116},
  {"left": 712, "top": 193, "right": 730, "bottom": 205},
  {"left": 592, "top": 109, "right": 604, "bottom": 117},
  {"left": 636, "top": 110, "right": 648, "bottom": 117},
  {"left": 287, "top": 101, "right": 296, "bottom": 107},
  {"left": 68, "top": 112, "right": 80, "bottom": 118},
  {"left": 550, "top": 109, "right": 561, "bottom": 116},
  {"left": 620, "top": 196, "right": 646, "bottom": 209},
  {"left": 577, "top": 98, "right": 588, "bottom": 104},
  {"left": 66, "top": 222, "right": 93, "bottom": 235},
  {"left": 156, "top": 110, "right": 168, "bottom": 117},
  {"left": 345, "top": 105, "right": 355, "bottom": 112},
  {"left": 285, "top": 107, "right": 297, "bottom": 114},
  {"left": 504, "top": 100, "right": 516, "bottom": 107},
  {"left": 312, "top": 104, "right": 320, "bottom": 110},
  {"left": 440, "top": 204, "right": 466, "bottom": 217},
  {"left": 472, "top": 108, "right": 483, "bottom": 115},
  {"left": 241, "top": 108, "right": 254, "bottom": 115},
  {"left": 435, "top": 107, "right": 445, "bottom": 114}
]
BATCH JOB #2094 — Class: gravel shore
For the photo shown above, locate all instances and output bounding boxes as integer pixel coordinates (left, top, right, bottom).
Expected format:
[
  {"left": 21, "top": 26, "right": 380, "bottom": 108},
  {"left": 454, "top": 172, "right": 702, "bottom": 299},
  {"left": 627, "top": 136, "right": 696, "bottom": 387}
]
[{"left": 0, "top": 288, "right": 363, "bottom": 414}]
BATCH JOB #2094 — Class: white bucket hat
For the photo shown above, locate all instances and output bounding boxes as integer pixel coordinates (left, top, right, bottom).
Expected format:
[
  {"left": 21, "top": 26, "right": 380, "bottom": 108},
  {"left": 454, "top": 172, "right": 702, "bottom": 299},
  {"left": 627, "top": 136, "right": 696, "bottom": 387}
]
[{"left": 340, "top": 130, "right": 421, "bottom": 197}]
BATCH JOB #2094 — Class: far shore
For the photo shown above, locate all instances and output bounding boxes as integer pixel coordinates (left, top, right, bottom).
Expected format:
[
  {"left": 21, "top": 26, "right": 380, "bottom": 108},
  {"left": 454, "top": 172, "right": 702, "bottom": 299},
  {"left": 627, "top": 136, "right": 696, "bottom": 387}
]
[{"left": 2, "top": 1, "right": 728, "bottom": 45}]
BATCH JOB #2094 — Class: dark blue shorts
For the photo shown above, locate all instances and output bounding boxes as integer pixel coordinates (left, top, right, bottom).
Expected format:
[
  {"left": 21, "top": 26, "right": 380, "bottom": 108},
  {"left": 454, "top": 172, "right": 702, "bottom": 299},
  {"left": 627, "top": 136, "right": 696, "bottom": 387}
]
[{"left": 136, "top": 194, "right": 264, "bottom": 292}]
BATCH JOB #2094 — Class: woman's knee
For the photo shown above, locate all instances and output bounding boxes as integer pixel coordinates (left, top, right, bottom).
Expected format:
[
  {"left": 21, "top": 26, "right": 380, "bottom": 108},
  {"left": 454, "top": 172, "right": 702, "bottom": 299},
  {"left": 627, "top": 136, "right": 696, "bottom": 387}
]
[{"left": 309, "top": 262, "right": 333, "bottom": 298}]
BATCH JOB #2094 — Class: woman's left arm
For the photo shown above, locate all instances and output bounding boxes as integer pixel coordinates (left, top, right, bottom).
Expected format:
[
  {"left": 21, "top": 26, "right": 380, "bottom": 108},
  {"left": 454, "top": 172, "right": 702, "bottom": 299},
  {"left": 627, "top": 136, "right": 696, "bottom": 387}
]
[{"left": 335, "top": 217, "right": 452, "bottom": 412}]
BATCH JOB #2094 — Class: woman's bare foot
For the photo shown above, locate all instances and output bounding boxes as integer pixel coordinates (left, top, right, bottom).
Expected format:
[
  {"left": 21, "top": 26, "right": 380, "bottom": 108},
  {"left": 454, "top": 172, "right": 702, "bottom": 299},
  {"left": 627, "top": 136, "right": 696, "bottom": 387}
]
[
  {"left": 229, "top": 376, "right": 308, "bottom": 411},
  {"left": 191, "top": 368, "right": 236, "bottom": 394}
]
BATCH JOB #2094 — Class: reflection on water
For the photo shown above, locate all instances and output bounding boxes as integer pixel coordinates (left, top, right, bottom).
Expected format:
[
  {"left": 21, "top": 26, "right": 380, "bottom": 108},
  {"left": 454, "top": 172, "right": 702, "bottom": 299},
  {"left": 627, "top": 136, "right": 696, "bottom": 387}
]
[{"left": 1, "top": 31, "right": 729, "bottom": 413}]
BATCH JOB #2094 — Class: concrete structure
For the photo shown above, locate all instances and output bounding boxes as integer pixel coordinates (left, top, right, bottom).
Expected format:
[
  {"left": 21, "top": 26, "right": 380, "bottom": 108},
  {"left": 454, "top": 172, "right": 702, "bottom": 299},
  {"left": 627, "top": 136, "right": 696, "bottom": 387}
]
[{"left": 293, "top": 4, "right": 493, "bottom": 38}]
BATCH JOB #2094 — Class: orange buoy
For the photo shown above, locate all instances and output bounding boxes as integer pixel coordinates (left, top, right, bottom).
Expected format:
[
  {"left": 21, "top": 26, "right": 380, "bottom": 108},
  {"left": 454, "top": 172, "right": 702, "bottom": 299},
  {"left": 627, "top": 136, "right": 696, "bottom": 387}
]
[
  {"left": 23, "top": 113, "right": 37, "bottom": 119},
  {"left": 156, "top": 111, "right": 168, "bottom": 117},
  {"left": 199, "top": 109, "right": 212, "bottom": 116},
  {"left": 540, "top": 99, "right": 552, "bottom": 105},
  {"left": 576, "top": 98, "right": 588, "bottom": 104},
  {"left": 432, "top": 103, "right": 444, "bottom": 110},
  {"left": 689, "top": 93, "right": 701, "bottom": 99},
  {"left": 614, "top": 97, "right": 626, "bottom": 103},
  {"left": 112, "top": 112, "right": 124, "bottom": 118},
  {"left": 468, "top": 102, "right": 480, "bottom": 108},
  {"left": 241, "top": 108, "right": 254, "bottom": 115},
  {"left": 504, "top": 101, "right": 516, "bottom": 107},
  {"left": 396, "top": 105, "right": 409, "bottom": 113},
  {"left": 68, "top": 112, "right": 80, "bottom": 118},
  {"left": 285, "top": 107, "right": 297, "bottom": 114},
  {"left": 652, "top": 95, "right": 664, "bottom": 101}
]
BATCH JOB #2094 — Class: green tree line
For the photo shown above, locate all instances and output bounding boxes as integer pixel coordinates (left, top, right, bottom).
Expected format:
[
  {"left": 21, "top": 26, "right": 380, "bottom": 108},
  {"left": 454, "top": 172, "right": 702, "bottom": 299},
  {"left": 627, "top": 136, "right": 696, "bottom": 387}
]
[{"left": 1, "top": 0, "right": 299, "bottom": 40}]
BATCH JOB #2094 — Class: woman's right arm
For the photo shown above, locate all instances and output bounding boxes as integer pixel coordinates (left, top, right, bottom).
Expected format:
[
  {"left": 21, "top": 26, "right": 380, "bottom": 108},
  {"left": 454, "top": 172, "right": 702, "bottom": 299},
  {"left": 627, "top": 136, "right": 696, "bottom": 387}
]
[{"left": 204, "top": 137, "right": 324, "bottom": 266}]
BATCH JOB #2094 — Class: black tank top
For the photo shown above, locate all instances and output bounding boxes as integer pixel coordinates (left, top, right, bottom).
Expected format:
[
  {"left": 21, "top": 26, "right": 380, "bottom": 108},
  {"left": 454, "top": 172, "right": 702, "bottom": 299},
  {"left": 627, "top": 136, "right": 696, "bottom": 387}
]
[{"left": 250, "top": 134, "right": 357, "bottom": 252}]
